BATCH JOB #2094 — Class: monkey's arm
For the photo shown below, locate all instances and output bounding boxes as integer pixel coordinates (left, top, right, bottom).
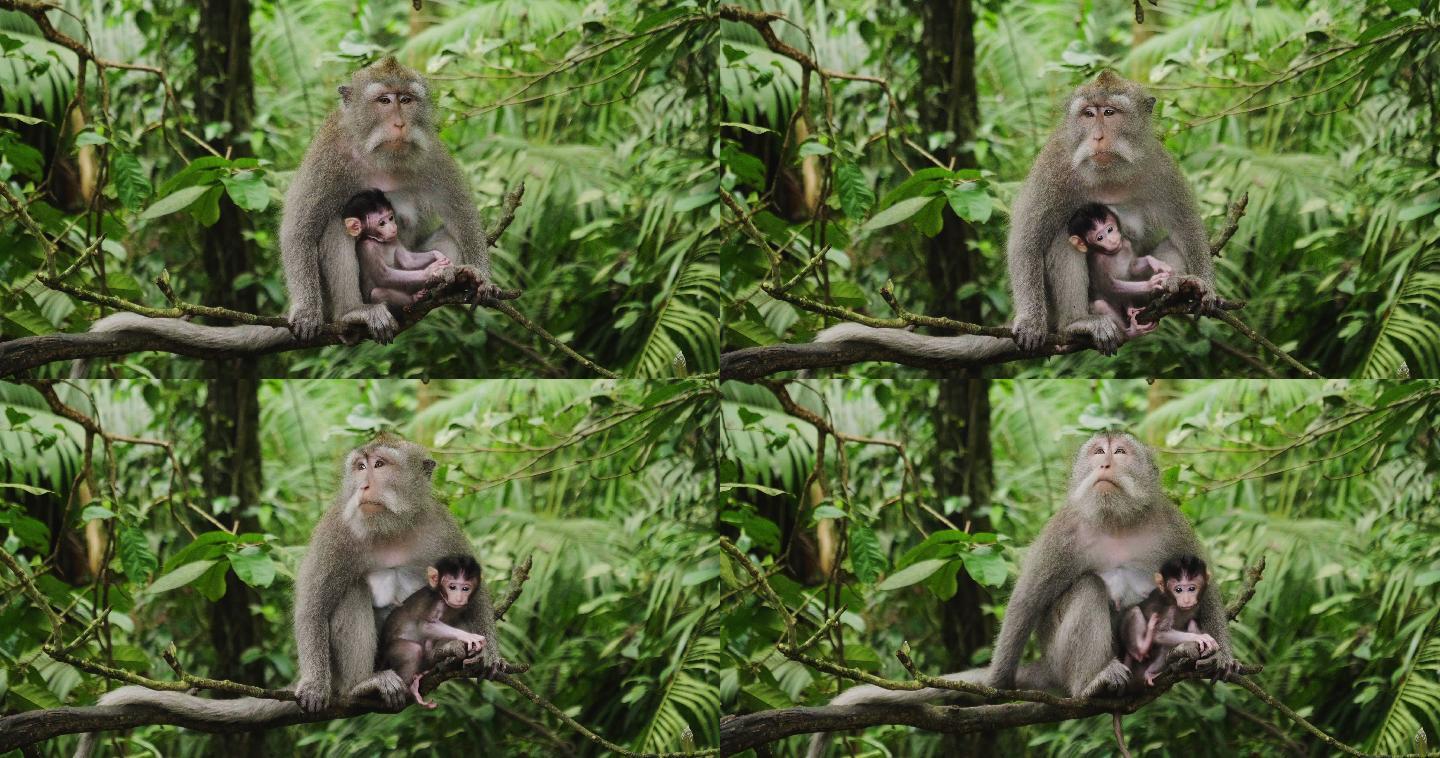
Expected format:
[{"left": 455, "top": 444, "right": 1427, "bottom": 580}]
[
  {"left": 1005, "top": 177, "right": 1056, "bottom": 351},
  {"left": 988, "top": 524, "right": 1081, "bottom": 688},
  {"left": 393, "top": 246, "right": 442, "bottom": 270},
  {"left": 358, "top": 242, "right": 433, "bottom": 292},
  {"left": 427, "top": 155, "right": 491, "bottom": 280},
  {"left": 293, "top": 530, "right": 352, "bottom": 710},
  {"left": 1102, "top": 277, "right": 1160, "bottom": 296},
  {"left": 280, "top": 117, "right": 356, "bottom": 338},
  {"left": 423, "top": 620, "right": 484, "bottom": 644}
]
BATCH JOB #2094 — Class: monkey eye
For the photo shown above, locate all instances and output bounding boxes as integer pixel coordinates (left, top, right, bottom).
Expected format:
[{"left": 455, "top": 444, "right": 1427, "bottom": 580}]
[
  {"left": 355, "top": 461, "right": 366, "bottom": 470},
  {"left": 1081, "top": 108, "right": 1095, "bottom": 118},
  {"left": 1103, "top": 107, "right": 1116, "bottom": 116},
  {"left": 400, "top": 95, "right": 413, "bottom": 104},
  {"left": 1115, "top": 447, "right": 1126, "bottom": 454},
  {"left": 374, "top": 459, "right": 385, "bottom": 468}
]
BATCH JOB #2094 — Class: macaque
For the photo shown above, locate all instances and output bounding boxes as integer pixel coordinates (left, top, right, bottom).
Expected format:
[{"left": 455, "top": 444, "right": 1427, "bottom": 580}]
[
  {"left": 382, "top": 554, "right": 488, "bottom": 708},
  {"left": 807, "top": 432, "right": 1241, "bottom": 758},
  {"left": 1121, "top": 555, "right": 1216, "bottom": 687},
  {"left": 75, "top": 436, "right": 505, "bottom": 757},
  {"left": 1066, "top": 202, "right": 1172, "bottom": 339},
  {"left": 80, "top": 57, "right": 495, "bottom": 352},
  {"left": 342, "top": 188, "right": 451, "bottom": 310},
  {"left": 813, "top": 71, "right": 1216, "bottom": 360}
]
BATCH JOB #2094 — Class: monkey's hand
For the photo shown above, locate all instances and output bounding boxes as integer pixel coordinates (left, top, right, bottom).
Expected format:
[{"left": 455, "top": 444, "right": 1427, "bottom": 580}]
[
  {"left": 295, "top": 675, "right": 331, "bottom": 712},
  {"left": 1161, "top": 274, "right": 1218, "bottom": 315},
  {"left": 477, "top": 640, "right": 505, "bottom": 679},
  {"left": 1193, "top": 633, "right": 1218, "bottom": 656},
  {"left": 1194, "top": 645, "right": 1241, "bottom": 682},
  {"left": 289, "top": 303, "right": 324, "bottom": 341},
  {"left": 1011, "top": 312, "right": 1048, "bottom": 352},
  {"left": 339, "top": 304, "right": 398, "bottom": 345}
]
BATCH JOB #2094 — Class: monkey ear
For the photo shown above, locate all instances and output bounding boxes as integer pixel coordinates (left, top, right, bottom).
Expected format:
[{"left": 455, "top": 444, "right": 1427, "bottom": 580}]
[
  {"left": 1068, "top": 235, "right": 1087, "bottom": 253},
  {"left": 337, "top": 85, "right": 353, "bottom": 104},
  {"left": 422, "top": 458, "right": 437, "bottom": 477},
  {"left": 343, "top": 217, "right": 363, "bottom": 237},
  {"left": 1153, "top": 572, "right": 1165, "bottom": 590},
  {"left": 427, "top": 566, "right": 439, "bottom": 588},
  {"left": 1143, "top": 95, "right": 1156, "bottom": 113}
]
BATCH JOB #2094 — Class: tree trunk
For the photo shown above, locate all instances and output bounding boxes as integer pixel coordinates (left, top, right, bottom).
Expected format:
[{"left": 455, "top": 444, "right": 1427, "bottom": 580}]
[
  {"left": 915, "top": 0, "right": 1000, "bottom": 753},
  {"left": 193, "top": 3, "right": 267, "bottom": 755}
]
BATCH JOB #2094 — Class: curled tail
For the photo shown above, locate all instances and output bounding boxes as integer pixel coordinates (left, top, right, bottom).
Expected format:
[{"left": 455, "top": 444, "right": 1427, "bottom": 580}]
[
  {"left": 813, "top": 323, "right": 1015, "bottom": 362},
  {"left": 75, "top": 687, "right": 300, "bottom": 757},
  {"left": 805, "top": 670, "right": 981, "bottom": 758},
  {"left": 70, "top": 313, "right": 292, "bottom": 377}
]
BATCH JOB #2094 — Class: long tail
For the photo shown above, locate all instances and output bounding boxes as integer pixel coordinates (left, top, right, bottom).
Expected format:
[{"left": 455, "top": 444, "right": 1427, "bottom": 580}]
[
  {"left": 812, "top": 323, "right": 1015, "bottom": 362},
  {"left": 1113, "top": 712, "right": 1133, "bottom": 758},
  {"left": 70, "top": 313, "right": 292, "bottom": 377},
  {"left": 74, "top": 687, "right": 300, "bottom": 758},
  {"left": 805, "top": 670, "right": 980, "bottom": 758}
]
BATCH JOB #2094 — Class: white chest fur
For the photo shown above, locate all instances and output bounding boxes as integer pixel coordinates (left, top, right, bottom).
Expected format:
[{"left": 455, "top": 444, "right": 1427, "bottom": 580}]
[{"left": 366, "top": 565, "right": 425, "bottom": 609}]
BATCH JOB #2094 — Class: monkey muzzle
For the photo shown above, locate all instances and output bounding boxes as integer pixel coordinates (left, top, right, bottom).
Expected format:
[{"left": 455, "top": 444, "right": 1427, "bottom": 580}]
[
  {"left": 1090, "top": 151, "right": 1119, "bottom": 167},
  {"left": 359, "top": 500, "right": 387, "bottom": 515}
]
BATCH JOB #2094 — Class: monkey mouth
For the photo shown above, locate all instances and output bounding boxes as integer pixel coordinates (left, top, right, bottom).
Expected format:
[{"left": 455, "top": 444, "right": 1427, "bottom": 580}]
[
  {"left": 359, "top": 501, "right": 387, "bottom": 515},
  {"left": 1090, "top": 152, "right": 1120, "bottom": 166}
]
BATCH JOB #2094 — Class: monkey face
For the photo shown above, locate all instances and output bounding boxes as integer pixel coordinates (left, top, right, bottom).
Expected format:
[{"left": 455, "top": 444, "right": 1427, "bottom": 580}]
[
  {"left": 338, "top": 59, "right": 436, "bottom": 165},
  {"left": 1166, "top": 574, "right": 1204, "bottom": 609},
  {"left": 434, "top": 571, "right": 476, "bottom": 609},
  {"left": 364, "top": 210, "right": 399, "bottom": 242},
  {"left": 1084, "top": 215, "right": 1124, "bottom": 254},
  {"left": 1069, "top": 433, "right": 1162, "bottom": 519}
]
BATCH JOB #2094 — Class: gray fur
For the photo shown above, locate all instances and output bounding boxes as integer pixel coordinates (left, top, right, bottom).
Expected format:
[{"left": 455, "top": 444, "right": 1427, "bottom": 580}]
[
  {"left": 73, "top": 59, "right": 492, "bottom": 355},
  {"left": 807, "top": 432, "right": 1235, "bottom": 757},
  {"left": 816, "top": 72, "right": 1214, "bottom": 362},
  {"left": 282, "top": 57, "right": 491, "bottom": 341},
  {"left": 812, "top": 322, "right": 1014, "bottom": 361},
  {"left": 74, "top": 436, "right": 501, "bottom": 751},
  {"left": 73, "top": 689, "right": 298, "bottom": 757}
]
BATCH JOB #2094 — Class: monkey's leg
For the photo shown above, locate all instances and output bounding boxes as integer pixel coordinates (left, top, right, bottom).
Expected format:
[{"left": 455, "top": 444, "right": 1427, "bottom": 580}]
[
  {"left": 383, "top": 639, "right": 433, "bottom": 708},
  {"left": 331, "top": 583, "right": 408, "bottom": 708},
  {"left": 1048, "top": 575, "right": 1131, "bottom": 697},
  {"left": 369, "top": 287, "right": 417, "bottom": 307}
]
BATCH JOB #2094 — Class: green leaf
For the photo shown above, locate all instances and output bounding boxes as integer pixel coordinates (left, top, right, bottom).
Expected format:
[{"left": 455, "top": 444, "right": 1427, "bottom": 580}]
[
  {"left": 80, "top": 505, "right": 115, "bottom": 521},
  {"left": 834, "top": 161, "right": 874, "bottom": 220},
  {"left": 913, "top": 196, "right": 945, "bottom": 237},
  {"left": 718, "top": 482, "right": 786, "bottom": 496},
  {"left": 111, "top": 151, "right": 151, "bottom": 211},
  {"left": 7, "top": 682, "right": 61, "bottom": 710},
  {"left": 1397, "top": 202, "right": 1440, "bottom": 222},
  {"left": 220, "top": 172, "right": 270, "bottom": 212},
  {"left": 74, "top": 131, "right": 109, "bottom": 147},
  {"left": 227, "top": 550, "right": 276, "bottom": 588},
  {"left": 876, "top": 558, "right": 951, "bottom": 591},
  {"left": 961, "top": 549, "right": 1009, "bottom": 587},
  {"left": 146, "top": 559, "right": 218, "bottom": 595},
  {"left": 0, "top": 112, "right": 45, "bottom": 126},
  {"left": 0, "top": 482, "right": 51, "bottom": 495},
  {"left": 810, "top": 505, "right": 846, "bottom": 521},
  {"left": 139, "top": 185, "right": 210, "bottom": 220},
  {"left": 190, "top": 185, "right": 224, "bottom": 227},
  {"left": 943, "top": 186, "right": 993, "bottom": 224},
  {"left": 861, "top": 196, "right": 933, "bottom": 233},
  {"left": 118, "top": 526, "right": 157, "bottom": 581},
  {"left": 848, "top": 522, "right": 885, "bottom": 584},
  {"left": 797, "top": 141, "right": 832, "bottom": 158}
]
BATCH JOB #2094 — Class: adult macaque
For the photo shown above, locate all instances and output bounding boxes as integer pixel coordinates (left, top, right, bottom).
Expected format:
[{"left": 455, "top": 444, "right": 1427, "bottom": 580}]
[
  {"left": 382, "top": 554, "right": 487, "bottom": 708},
  {"left": 74, "top": 435, "right": 504, "bottom": 756},
  {"left": 80, "top": 57, "right": 494, "bottom": 351},
  {"left": 814, "top": 71, "right": 1215, "bottom": 359},
  {"left": 806, "top": 432, "right": 1240, "bottom": 758},
  {"left": 1121, "top": 554, "right": 1215, "bottom": 687},
  {"left": 1066, "top": 202, "right": 1172, "bottom": 340},
  {"left": 342, "top": 188, "right": 451, "bottom": 316}
]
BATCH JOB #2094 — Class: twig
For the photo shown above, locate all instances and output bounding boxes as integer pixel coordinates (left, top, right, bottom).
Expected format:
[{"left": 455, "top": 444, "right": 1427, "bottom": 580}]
[{"left": 0, "top": 546, "right": 66, "bottom": 630}]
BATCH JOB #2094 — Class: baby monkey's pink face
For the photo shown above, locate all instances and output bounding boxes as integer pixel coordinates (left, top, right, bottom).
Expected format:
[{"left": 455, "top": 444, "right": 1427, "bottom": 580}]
[
  {"left": 1166, "top": 573, "right": 1204, "bottom": 609},
  {"left": 1085, "top": 214, "right": 1124, "bottom": 253},
  {"left": 437, "top": 571, "right": 475, "bottom": 609},
  {"left": 365, "top": 210, "right": 398, "bottom": 242}
]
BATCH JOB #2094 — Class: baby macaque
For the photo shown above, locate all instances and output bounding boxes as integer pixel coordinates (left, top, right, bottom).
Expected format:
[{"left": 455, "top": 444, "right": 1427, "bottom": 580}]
[
  {"left": 381, "top": 554, "right": 488, "bottom": 708},
  {"left": 1066, "top": 202, "right": 1173, "bottom": 340},
  {"left": 1120, "top": 555, "right": 1217, "bottom": 686},
  {"left": 342, "top": 188, "right": 451, "bottom": 310}
]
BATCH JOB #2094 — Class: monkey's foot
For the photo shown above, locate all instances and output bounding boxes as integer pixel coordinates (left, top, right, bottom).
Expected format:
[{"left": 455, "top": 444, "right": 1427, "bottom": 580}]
[
  {"left": 410, "top": 674, "right": 437, "bottom": 709},
  {"left": 1011, "top": 314, "right": 1048, "bottom": 352},
  {"left": 339, "top": 303, "right": 398, "bottom": 344},
  {"left": 1080, "top": 659, "right": 1132, "bottom": 698},
  {"left": 288, "top": 305, "right": 324, "bottom": 341}
]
